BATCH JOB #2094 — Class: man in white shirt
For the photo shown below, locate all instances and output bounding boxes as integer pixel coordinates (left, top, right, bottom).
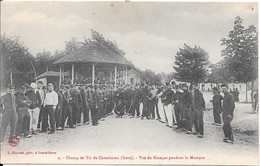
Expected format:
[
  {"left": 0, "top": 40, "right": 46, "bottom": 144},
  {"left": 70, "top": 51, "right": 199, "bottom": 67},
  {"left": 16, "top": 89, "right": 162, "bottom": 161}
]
[{"left": 42, "top": 83, "right": 58, "bottom": 134}]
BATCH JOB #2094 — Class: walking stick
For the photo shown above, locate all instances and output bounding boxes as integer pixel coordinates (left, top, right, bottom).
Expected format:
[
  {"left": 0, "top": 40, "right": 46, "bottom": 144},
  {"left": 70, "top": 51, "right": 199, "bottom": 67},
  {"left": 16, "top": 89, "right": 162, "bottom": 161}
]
[{"left": 127, "top": 101, "right": 134, "bottom": 114}]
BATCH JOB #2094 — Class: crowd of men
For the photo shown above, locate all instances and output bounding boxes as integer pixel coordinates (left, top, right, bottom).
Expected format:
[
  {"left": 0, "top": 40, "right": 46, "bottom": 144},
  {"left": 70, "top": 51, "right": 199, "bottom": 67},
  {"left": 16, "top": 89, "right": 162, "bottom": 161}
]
[{"left": 1, "top": 81, "right": 236, "bottom": 145}]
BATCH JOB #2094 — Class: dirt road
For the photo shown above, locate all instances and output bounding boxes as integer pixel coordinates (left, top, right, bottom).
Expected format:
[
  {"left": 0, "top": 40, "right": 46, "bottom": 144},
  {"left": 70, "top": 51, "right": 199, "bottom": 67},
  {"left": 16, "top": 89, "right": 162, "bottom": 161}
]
[{"left": 1, "top": 92, "right": 259, "bottom": 165}]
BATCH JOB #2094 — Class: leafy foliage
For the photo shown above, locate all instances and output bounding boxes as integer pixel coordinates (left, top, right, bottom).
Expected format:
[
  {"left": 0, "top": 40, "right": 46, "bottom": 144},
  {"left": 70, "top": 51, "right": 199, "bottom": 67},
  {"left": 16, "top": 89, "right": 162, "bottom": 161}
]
[
  {"left": 141, "top": 69, "right": 162, "bottom": 85},
  {"left": 221, "top": 16, "right": 258, "bottom": 83},
  {"left": 207, "top": 60, "right": 233, "bottom": 83},
  {"left": 173, "top": 44, "right": 209, "bottom": 83},
  {"left": 90, "top": 30, "right": 126, "bottom": 56},
  {"left": 1, "top": 34, "right": 35, "bottom": 87}
]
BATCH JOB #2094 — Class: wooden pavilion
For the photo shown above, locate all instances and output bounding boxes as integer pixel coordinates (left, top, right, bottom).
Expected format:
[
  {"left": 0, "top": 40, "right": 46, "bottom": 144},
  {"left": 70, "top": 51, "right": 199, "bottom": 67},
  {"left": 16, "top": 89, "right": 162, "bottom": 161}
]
[{"left": 53, "top": 41, "right": 137, "bottom": 90}]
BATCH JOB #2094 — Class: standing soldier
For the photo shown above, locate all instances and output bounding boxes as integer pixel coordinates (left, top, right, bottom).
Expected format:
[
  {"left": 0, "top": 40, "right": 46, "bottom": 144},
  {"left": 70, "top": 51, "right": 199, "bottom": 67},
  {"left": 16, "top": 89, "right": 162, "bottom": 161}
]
[
  {"left": 26, "top": 82, "right": 41, "bottom": 135},
  {"left": 155, "top": 85, "right": 164, "bottom": 121},
  {"left": 211, "top": 87, "right": 222, "bottom": 126},
  {"left": 161, "top": 82, "right": 174, "bottom": 126},
  {"left": 0, "top": 84, "right": 18, "bottom": 144},
  {"left": 192, "top": 83, "right": 205, "bottom": 138},
  {"left": 141, "top": 84, "right": 152, "bottom": 120},
  {"left": 125, "top": 84, "right": 132, "bottom": 115},
  {"left": 16, "top": 85, "right": 32, "bottom": 138},
  {"left": 254, "top": 90, "right": 258, "bottom": 113},
  {"left": 42, "top": 83, "right": 58, "bottom": 134},
  {"left": 90, "top": 85, "right": 99, "bottom": 126},
  {"left": 172, "top": 85, "right": 183, "bottom": 129},
  {"left": 100, "top": 86, "right": 106, "bottom": 120},
  {"left": 72, "top": 86, "right": 82, "bottom": 127},
  {"left": 171, "top": 81, "right": 177, "bottom": 125},
  {"left": 150, "top": 84, "right": 158, "bottom": 120},
  {"left": 96, "top": 85, "right": 103, "bottom": 121},
  {"left": 55, "top": 86, "right": 64, "bottom": 130},
  {"left": 130, "top": 84, "right": 141, "bottom": 118},
  {"left": 103, "top": 86, "right": 110, "bottom": 117},
  {"left": 83, "top": 85, "right": 92, "bottom": 125},
  {"left": 181, "top": 83, "right": 193, "bottom": 134},
  {"left": 78, "top": 85, "right": 87, "bottom": 125},
  {"left": 60, "top": 85, "right": 74, "bottom": 130},
  {"left": 221, "top": 83, "right": 235, "bottom": 143}
]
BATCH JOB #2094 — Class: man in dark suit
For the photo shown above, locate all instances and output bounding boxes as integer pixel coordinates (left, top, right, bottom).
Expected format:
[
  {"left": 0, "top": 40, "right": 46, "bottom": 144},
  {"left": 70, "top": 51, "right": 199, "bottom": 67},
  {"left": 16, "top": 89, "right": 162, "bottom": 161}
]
[
  {"left": 221, "top": 83, "right": 235, "bottom": 143},
  {"left": 181, "top": 83, "right": 193, "bottom": 134},
  {"left": 72, "top": 86, "right": 82, "bottom": 127},
  {"left": 192, "top": 83, "right": 205, "bottom": 138}
]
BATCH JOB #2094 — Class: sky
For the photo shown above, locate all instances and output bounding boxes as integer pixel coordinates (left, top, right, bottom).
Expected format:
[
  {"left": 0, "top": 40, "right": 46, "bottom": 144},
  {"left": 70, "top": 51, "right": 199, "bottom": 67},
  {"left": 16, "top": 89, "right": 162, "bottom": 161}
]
[{"left": 1, "top": 2, "right": 258, "bottom": 74}]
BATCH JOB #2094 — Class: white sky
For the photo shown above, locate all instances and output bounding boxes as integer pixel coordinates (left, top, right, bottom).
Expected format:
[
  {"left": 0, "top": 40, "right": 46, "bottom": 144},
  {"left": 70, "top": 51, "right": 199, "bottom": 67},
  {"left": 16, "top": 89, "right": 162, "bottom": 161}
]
[{"left": 1, "top": 2, "right": 258, "bottom": 73}]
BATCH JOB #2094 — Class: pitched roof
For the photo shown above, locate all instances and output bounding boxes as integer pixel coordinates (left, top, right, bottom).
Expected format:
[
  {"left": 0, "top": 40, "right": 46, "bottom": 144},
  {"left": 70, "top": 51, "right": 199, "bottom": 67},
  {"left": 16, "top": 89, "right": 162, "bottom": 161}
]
[
  {"left": 36, "top": 71, "right": 69, "bottom": 79},
  {"left": 53, "top": 41, "right": 134, "bottom": 67}
]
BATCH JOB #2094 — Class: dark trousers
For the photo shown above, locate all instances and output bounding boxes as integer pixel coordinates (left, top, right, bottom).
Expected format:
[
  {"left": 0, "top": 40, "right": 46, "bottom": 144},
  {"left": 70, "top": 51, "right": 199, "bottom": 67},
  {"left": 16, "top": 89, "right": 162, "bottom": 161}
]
[
  {"left": 106, "top": 102, "right": 112, "bottom": 114},
  {"left": 174, "top": 104, "right": 182, "bottom": 127},
  {"left": 194, "top": 107, "right": 204, "bottom": 135},
  {"left": 223, "top": 116, "right": 234, "bottom": 141},
  {"left": 55, "top": 107, "right": 63, "bottom": 128},
  {"left": 83, "top": 106, "right": 90, "bottom": 123},
  {"left": 131, "top": 101, "right": 140, "bottom": 116},
  {"left": 16, "top": 110, "right": 30, "bottom": 136},
  {"left": 142, "top": 99, "right": 150, "bottom": 118},
  {"left": 90, "top": 106, "right": 98, "bottom": 125},
  {"left": 42, "top": 105, "right": 55, "bottom": 132},
  {"left": 37, "top": 105, "right": 47, "bottom": 129},
  {"left": 155, "top": 98, "right": 161, "bottom": 119},
  {"left": 126, "top": 101, "right": 131, "bottom": 113},
  {"left": 184, "top": 108, "right": 193, "bottom": 132},
  {"left": 61, "top": 104, "right": 73, "bottom": 128},
  {"left": 213, "top": 108, "right": 221, "bottom": 124},
  {"left": 100, "top": 102, "right": 105, "bottom": 118},
  {"left": 150, "top": 98, "right": 156, "bottom": 118},
  {"left": 77, "top": 105, "right": 83, "bottom": 124},
  {"left": 1, "top": 111, "right": 18, "bottom": 142},
  {"left": 72, "top": 104, "right": 80, "bottom": 125}
]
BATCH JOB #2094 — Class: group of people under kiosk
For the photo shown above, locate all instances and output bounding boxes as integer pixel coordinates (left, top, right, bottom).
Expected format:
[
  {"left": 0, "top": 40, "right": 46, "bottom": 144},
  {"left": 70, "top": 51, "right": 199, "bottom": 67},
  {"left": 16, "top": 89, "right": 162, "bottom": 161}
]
[{"left": 0, "top": 80, "right": 239, "bottom": 145}]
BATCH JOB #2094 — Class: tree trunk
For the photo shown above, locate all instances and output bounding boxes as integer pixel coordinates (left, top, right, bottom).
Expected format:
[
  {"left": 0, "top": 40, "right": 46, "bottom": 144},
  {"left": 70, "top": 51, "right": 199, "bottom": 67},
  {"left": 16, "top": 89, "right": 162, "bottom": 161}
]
[
  {"left": 245, "top": 82, "right": 248, "bottom": 103},
  {"left": 10, "top": 69, "right": 13, "bottom": 84},
  {"left": 251, "top": 80, "right": 255, "bottom": 112}
]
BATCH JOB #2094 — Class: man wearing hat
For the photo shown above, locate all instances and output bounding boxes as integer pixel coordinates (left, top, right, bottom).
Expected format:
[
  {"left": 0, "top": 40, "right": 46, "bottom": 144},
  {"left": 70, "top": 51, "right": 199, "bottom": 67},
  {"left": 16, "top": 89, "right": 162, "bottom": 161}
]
[
  {"left": 42, "top": 83, "right": 58, "bottom": 134},
  {"left": 16, "top": 85, "right": 32, "bottom": 138},
  {"left": 26, "top": 82, "right": 41, "bottom": 135},
  {"left": 60, "top": 85, "right": 74, "bottom": 129},
  {"left": 172, "top": 85, "right": 184, "bottom": 129},
  {"left": 211, "top": 87, "right": 223, "bottom": 125},
  {"left": 192, "top": 83, "right": 205, "bottom": 138},
  {"left": 72, "top": 86, "right": 82, "bottom": 126},
  {"left": 181, "top": 83, "right": 193, "bottom": 134},
  {"left": 0, "top": 84, "right": 18, "bottom": 144},
  {"left": 221, "top": 83, "right": 235, "bottom": 143}
]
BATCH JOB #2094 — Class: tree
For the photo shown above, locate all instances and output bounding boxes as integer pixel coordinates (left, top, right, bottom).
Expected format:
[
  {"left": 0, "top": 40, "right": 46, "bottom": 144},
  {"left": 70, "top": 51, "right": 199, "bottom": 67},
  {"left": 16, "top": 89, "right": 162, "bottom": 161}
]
[
  {"left": 1, "top": 34, "right": 35, "bottom": 88},
  {"left": 207, "top": 60, "right": 233, "bottom": 83},
  {"left": 141, "top": 69, "right": 161, "bottom": 85},
  {"left": 173, "top": 44, "right": 209, "bottom": 84},
  {"left": 221, "top": 16, "right": 258, "bottom": 104},
  {"left": 64, "top": 37, "right": 83, "bottom": 55},
  {"left": 35, "top": 50, "right": 56, "bottom": 75},
  {"left": 91, "top": 30, "right": 126, "bottom": 56}
]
